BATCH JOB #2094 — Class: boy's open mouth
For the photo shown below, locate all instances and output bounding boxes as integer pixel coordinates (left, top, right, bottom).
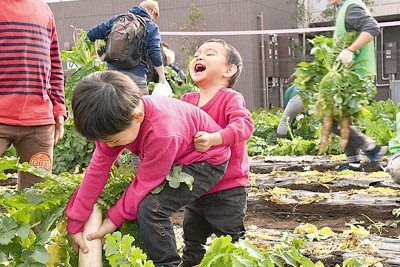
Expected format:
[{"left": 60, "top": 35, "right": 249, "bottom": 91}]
[{"left": 194, "top": 63, "right": 206, "bottom": 73}]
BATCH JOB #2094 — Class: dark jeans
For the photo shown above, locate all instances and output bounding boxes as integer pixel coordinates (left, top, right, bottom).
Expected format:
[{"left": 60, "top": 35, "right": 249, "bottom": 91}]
[
  {"left": 137, "top": 161, "right": 228, "bottom": 267},
  {"left": 181, "top": 186, "right": 247, "bottom": 267}
]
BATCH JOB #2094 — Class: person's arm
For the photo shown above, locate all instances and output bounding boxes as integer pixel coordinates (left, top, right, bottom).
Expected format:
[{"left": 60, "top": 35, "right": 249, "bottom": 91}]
[
  {"left": 337, "top": 4, "right": 380, "bottom": 63},
  {"left": 66, "top": 142, "right": 125, "bottom": 234},
  {"left": 146, "top": 23, "right": 166, "bottom": 83},
  {"left": 49, "top": 18, "right": 67, "bottom": 143},
  {"left": 154, "top": 64, "right": 167, "bottom": 83},
  {"left": 87, "top": 15, "right": 119, "bottom": 42},
  {"left": 194, "top": 93, "right": 254, "bottom": 152},
  {"left": 217, "top": 93, "right": 254, "bottom": 146}
]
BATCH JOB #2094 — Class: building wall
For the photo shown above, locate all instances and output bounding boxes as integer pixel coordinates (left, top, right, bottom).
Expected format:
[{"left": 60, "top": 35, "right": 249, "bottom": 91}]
[{"left": 48, "top": 0, "right": 295, "bottom": 110}]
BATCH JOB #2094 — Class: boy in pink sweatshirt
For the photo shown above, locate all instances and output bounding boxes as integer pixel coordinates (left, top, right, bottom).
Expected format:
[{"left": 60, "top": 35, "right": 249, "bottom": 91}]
[
  {"left": 180, "top": 39, "right": 254, "bottom": 266},
  {"left": 65, "top": 71, "right": 230, "bottom": 267}
]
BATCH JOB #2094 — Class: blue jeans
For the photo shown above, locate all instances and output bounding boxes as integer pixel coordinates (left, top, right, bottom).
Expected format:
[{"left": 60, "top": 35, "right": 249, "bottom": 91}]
[
  {"left": 137, "top": 161, "right": 228, "bottom": 267},
  {"left": 182, "top": 187, "right": 247, "bottom": 267}
]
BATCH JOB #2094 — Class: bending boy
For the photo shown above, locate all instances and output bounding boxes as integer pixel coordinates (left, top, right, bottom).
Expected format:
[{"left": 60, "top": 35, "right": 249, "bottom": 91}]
[{"left": 65, "top": 70, "right": 230, "bottom": 267}]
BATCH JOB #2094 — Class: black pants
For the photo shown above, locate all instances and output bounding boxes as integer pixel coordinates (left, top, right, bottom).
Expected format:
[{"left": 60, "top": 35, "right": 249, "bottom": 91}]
[
  {"left": 182, "top": 186, "right": 247, "bottom": 267},
  {"left": 137, "top": 161, "right": 227, "bottom": 267}
]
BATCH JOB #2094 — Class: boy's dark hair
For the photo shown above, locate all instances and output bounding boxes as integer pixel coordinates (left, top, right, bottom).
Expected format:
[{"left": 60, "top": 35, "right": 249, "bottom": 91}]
[
  {"left": 203, "top": 39, "right": 243, "bottom": 88},
  {"left": 72, "top": 71, "right": 141, "bottom": 140}
]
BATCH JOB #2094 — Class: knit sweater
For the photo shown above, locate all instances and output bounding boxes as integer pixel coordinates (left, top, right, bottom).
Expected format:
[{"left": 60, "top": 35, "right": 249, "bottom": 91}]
[{"left": 0, "top": 0, "right": 66, "bottom": 126}]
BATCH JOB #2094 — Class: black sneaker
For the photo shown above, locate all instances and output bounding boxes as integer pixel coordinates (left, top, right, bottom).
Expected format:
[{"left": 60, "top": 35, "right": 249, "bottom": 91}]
[{"left": 338, "top": 162, "right": 364, "bottom": 172}]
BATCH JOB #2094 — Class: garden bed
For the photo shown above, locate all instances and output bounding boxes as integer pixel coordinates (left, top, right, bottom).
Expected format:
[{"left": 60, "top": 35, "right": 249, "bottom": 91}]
[{"left": 172, "top": 155, "right": 400, "bottom": 266}]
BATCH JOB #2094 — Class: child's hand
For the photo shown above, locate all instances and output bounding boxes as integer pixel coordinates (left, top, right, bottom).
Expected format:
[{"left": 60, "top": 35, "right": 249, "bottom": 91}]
[
  {"left": 69, "top": 232, "right": 89, "bottom": 254},
  {"left": 86, "top": 218, "right": 118, "bottom": 241},
  {"left": 194, "top": 131, "right": 212, "bottom": 152}
]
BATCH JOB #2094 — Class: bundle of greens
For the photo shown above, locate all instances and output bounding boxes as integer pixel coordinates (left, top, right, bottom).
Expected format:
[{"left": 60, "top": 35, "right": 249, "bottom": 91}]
[{"left": 295, "top": 32, "right": 377, "bottom": 154}]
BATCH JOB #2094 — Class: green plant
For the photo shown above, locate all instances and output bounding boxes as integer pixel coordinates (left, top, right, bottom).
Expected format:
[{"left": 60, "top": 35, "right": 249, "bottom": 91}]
[
  {"left": 104, "top": 232, "right": 154, "bottom": 267},
  {"left": 0, "top": 156, "right": 145, "bottom": 266},
  {"left": 0, "top": 156, "right": 81, "bottom": 266},
  {"left": 200, "top": 233, "right": 316, "bottom": 267}
]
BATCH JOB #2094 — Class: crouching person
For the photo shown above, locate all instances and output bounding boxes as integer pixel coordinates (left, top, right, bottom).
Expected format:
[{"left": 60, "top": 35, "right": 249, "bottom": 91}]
[{"left": 65, "top": 70, "right": 230, "bottom": 267}]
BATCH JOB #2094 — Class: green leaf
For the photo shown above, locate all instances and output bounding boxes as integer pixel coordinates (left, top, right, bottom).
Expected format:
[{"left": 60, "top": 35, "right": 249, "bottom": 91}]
[
  {"left": 151, "top": 181, "right": 166, "bottom": 194},
  {"left": 166, "top": 165, "right": 194, "bottom": 190},
  {"left": 17, "top": 223, "right": 31, "bottom": 239},
  {"left": 31, "top": 245, "right": 50, "bottom": 264},
  {"left": 25, "top": 191, "right": 44, "bottom": 205},
  {"left": 121, "top": 235, "right": 135, "bottom": 256},
  {"left": 0, "top": 216, "right": 18, "bottom": 245}
]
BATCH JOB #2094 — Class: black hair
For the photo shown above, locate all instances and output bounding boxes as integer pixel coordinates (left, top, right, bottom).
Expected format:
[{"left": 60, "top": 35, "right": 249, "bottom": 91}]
[
  {"left": 203, "top": 39, "right": 243, "bottom": 88},
  {"left": 72, "top": 71, "right": 141, "bottom": 140}
]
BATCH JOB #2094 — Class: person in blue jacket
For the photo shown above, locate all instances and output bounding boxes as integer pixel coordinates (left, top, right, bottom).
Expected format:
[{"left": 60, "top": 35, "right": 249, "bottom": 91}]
[{"left": 87, "top": 0, "right": 167, "bottom": 95}]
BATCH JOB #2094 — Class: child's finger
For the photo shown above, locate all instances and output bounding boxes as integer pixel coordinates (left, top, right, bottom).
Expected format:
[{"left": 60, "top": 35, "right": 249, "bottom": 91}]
[{"left": 194, "top": 131, "right": 205, "bottom": 138}]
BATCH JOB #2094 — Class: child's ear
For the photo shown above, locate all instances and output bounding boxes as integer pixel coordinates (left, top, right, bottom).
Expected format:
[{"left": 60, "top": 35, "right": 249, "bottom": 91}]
[
  {"left": 223, "top": 64, "right": 238, "bottom": 78},
  {"left": 133, "top": 111, "right": 144, "bottom": 124}
]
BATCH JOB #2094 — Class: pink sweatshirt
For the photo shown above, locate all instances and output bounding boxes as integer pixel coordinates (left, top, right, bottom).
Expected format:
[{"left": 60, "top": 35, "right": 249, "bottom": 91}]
[
  {"left": 66, "top": 96, "right": 230, "bottom": 233},
  {"left": 181, "top": 87, "right": 254, "bottom": 194}
]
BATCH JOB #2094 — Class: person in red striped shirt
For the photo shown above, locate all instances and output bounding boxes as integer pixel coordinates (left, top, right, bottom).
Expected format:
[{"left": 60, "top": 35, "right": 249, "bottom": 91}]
[{"left": 0, "top": 0, "right": 66, "bottom": 189}]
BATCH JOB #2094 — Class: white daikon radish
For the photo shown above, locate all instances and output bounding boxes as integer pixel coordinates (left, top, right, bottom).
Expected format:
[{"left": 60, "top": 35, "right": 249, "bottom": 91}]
[{"left": 79, "top": 204, "right": 103, "bottom": 267}]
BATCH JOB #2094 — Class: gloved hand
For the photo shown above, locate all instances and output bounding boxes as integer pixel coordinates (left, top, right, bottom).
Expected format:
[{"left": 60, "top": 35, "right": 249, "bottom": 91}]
[{"left": 336, "top": 48, "right": 354, "bottom": 65}]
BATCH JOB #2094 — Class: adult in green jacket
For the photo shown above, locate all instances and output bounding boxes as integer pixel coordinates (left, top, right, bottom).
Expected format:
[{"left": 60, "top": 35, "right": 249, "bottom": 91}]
[{"left": 330, "top": 0, "right": 386, "bottom": 171}]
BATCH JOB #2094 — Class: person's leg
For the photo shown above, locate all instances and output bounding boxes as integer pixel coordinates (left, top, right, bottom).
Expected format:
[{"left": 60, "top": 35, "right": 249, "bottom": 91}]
[
  {"left": 14, "top": 125, "right": 54, "bottom": 189},
  {"left": 182, "top": 187, "right": 247, "bottom": 267},
  {"left": 0, "top": 123, "right": 14, "bottom": 155},
  {"left": 182, "top": 198, "right": 211, "bottom": 267},
  {"left": 331, "top": 121, "right": 385, "bottom": 170},
  {"left": 277, "top": 95, "right": 304, "bottom": 137},
  {"left": 331, "top": 121, "right": 364, "bottom": 163},
  {"left": 137, "top": 161, "right": 227, "bottom": 266}
]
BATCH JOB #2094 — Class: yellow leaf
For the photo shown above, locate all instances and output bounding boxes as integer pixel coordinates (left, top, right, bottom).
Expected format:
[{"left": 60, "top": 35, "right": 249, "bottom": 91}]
[
  {"left": 318, "top": 226, "right": 335, "bottom": 237},
  {"left": 294, "top": 223, "right": 318, "bottom": 234},
  {"left": 47, "top": 243, "right": 60, "bottom": 267}
]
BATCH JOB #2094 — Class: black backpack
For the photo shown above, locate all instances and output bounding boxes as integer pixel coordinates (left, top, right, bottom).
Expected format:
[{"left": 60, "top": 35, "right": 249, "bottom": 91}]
[{"left": 104, "top": 12, "right": 147, "bottom": 69}]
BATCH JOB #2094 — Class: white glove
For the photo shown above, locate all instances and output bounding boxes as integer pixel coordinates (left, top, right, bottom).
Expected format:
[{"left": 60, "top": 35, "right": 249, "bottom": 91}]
[
  {"left": 152, "top": 82, "right": 173, "bottom": 97},
  {"left": 336, "top": 49, "right": 354, "bottom": 65}
]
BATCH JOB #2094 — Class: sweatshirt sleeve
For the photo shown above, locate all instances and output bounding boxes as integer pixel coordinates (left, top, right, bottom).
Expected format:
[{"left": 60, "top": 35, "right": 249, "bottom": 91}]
[
  {"left": 145, "top": 23, "right": 163, "bottom": 68},
  {"left": 345, "top": 4, "right": 380, "bottom": 37},
  {"left": 66, "top": 142, "right": 124, "bottom": 234},
  {"left": 219, "top": 93, "right": 254, "bottom": 146},
  {"left": 49, "top": 20, "right": 66, "bottom": 120},
  {"left": 87, "top": 15, "right": 119, "bottom": 42},
  {"left": 107, "top": 136, "right": 186, "bottom": 226}
]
